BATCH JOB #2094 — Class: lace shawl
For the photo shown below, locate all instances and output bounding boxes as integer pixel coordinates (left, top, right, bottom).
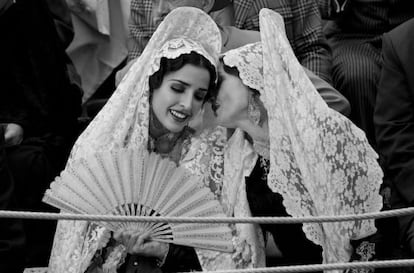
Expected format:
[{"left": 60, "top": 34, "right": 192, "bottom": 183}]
[{"left": 222, "top": 9, "right": 384, "bottom": 270}]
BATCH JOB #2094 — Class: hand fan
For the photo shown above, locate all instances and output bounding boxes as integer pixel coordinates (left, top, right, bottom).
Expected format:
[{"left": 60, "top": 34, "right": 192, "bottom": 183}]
[{"left": 43, "top": 148, "right": 234, "bottom": 253}]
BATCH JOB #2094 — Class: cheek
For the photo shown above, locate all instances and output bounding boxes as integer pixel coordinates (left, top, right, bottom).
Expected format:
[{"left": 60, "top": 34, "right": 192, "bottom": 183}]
[
  {"left": 220, "top": 87, "right": 248, "bottom": 110},
  {"left": 191, "top": 100, "right": 203, "bottom": 114},
  {"left": 151, "top": 88, "right": 169, "bottom": 115},
  {"left": 230, "top": 99, "right": 248, "bottom": 117}
]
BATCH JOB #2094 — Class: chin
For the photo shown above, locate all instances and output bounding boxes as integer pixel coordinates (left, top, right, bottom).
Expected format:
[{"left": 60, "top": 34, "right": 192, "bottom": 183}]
[
  {"left": 215, "top": 116, "right": 230, "bottom": 127},
  {"left": 165, "top": 123, "right": 186, "bottom": 133},
  {"left": 217, "top": 120, "right": 237, "bottom": 129}
]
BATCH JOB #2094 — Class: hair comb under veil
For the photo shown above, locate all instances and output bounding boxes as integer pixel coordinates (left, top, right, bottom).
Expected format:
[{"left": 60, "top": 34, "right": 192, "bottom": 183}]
[
  {"left": 222, "top": 8, "right": 383, "bottom": 268},
  {"left": 260, "top": 9, "right": 383, "bottom": 267},
  {"left": 47, "top": 7, "right": 223, "bottom": 273}
]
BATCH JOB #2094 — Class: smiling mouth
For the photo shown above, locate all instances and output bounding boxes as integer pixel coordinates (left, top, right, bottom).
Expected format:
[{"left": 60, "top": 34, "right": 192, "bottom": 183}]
[{"left": 169, "top": 109, "right": 190, "bottom": 122}]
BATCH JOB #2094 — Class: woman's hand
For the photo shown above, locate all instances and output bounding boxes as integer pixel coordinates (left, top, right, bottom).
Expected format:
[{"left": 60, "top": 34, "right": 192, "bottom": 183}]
[
  {"left": 114, "top": 229, "right": 169, "bottom": 261},
  {"left": 2, "top": 123, "right": 24, "bottom": 146},
  {"left": 237, "top": 117, "right": 269, "bottom": 144}
]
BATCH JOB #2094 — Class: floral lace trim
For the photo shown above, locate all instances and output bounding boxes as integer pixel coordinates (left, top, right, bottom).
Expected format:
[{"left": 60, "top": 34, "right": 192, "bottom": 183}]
[
  {"left": 345, "top": 241, "right": 375, "bottom": 273},
  {"left": 223, "top": 42, "right": 264, "bottom": 94}
]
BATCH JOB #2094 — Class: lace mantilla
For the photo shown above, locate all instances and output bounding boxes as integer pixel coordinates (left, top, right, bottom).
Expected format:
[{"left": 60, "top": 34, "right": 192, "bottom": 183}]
[
  {"left": 220, "top": 9, "right": 384, "bottom": 269},
  {"left": 223, "top": 42, "right": 264, "bottom": 94},
  {"left": 260, "top": 8, "right": 383, "bottom": 268}
]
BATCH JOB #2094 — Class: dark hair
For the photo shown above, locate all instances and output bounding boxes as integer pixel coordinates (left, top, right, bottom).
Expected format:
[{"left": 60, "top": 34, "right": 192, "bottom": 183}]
[
  {"left": 149, "top": 51, "right": 216, "bottom": 103},
  {"left": 212, "top": 58, "right": 260, "bottom": 100}
]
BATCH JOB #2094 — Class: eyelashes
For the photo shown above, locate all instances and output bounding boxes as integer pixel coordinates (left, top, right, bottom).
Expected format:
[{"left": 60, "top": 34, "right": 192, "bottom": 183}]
[
  {"left": 171, "top": 85, "right": 184, "bottom": 93},
  {"left": 170, "top": 85, "right": 206, "bottom": 102}
]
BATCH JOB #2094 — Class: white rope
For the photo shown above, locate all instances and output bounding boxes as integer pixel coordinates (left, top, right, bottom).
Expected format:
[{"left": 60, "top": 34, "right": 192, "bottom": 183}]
[
  {"left": 10, "top": 208, "right": 414, "bottom": 272},
  {"left": 23, "top": 259, "right": 414, "bottom": 273},
  {"left": 177, "top": 259, "right": 414, "bottom": 273},
  {"left": 0, "top": 206, "right": 414, "bottom": 223}
]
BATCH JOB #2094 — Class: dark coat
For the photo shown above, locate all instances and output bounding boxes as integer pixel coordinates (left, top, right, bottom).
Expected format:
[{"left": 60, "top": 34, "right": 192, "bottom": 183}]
[
  {"left": 375, "top": 18, "right": 414, "bottom": 206},
  {"left": 0, "top": 0, "right": 82, "bottom": 157},
  {"left": 0, "top": 0, "right": 82, "bottom": 268}
]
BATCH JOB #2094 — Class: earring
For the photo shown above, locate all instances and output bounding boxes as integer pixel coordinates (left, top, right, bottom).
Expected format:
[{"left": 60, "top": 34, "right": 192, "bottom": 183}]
[{"left": 248, "top": 94, "right": 261, "bottom": 125}]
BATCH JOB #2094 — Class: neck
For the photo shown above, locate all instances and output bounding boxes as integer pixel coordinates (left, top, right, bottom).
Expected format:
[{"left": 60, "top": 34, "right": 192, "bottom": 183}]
[{"left": 149, "top": 108, "right": 170, "bottom": 139}]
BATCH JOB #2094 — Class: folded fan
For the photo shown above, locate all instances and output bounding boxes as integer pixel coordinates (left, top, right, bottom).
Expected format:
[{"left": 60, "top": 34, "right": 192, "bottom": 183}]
[{"left": 43, "top": 148, "right": 234, "bottom": 253}]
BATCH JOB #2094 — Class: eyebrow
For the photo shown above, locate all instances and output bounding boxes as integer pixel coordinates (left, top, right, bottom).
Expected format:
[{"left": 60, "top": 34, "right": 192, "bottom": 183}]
[{"left": 169, "top": 79, "right": 208, "bottom": 92}]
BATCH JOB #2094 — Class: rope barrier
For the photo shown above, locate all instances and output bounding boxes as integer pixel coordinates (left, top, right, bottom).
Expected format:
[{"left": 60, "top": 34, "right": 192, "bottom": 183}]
[
  {"left": 176, "top": 259, "right": 414, "bottom": 273},
  {"left": 9, "top": 208, "right": 414, "bottom": 272},
  {"left": 1, "top": 206, "right": 414, "bottom": 224},
  {"left": 24, "top": 259, "right": 414, "bottom": 273}
]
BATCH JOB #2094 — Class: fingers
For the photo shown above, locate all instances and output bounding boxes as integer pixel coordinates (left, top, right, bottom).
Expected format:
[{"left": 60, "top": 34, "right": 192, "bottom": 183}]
[
  {"left": 114, "top": 229, "right": 134, "bottom": 247},
  {"left": 128, "top": 231, "right": 151, "bottom": 253},
  {"left": 115, "top": 229, "right": 151, "bottom": 253},
  {"left": 114, "top": 229, "right": 168, "bottom": 259}
]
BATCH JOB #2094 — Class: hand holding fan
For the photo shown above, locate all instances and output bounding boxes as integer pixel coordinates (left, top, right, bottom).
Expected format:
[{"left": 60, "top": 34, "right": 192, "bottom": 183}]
[{"left": 43, "top": 148, "right": 233, "bottom": 252}]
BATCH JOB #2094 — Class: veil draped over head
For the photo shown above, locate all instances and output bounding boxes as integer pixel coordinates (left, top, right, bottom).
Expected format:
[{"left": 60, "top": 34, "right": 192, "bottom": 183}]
[
  {"left": 68, "top": 8, "right": 221, "bottom": 159},
  {"left": 47, "top": 7, "right": 236, "bottom": 272},
  {"left": 222, "top": 9, "right": 383, "bottom": 268}
]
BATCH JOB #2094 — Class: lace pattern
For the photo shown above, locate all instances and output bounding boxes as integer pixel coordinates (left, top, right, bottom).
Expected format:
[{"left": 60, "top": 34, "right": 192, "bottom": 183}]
[
  {"left": 223, "top": 42, "right": 264, "bottom": 94},
  {"left": 182, "top": 128, "right": 266, "bottom": 269},
  {"left": 181, "top": 126, "right": 226, "bottom": 197},
  {"left": 204, "top": 129, "right": 265, "bottom": 269}
]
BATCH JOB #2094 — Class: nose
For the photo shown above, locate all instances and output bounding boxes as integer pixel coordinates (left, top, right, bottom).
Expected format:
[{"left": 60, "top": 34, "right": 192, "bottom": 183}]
[
  {"left": 152, "top": 0, "right": 170, "bottom": 25},
  {"left": 180, "top": 92, "right": 194, "bottom": 111}
]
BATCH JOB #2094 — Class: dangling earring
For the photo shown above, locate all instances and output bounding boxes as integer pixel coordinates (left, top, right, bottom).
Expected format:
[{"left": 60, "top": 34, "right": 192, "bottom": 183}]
[
  {"left": 248, "top": 93, "right": 270, "bottom": 159},
  {"left": 248, "top": 93, "right": 261, "bottom": 125}
]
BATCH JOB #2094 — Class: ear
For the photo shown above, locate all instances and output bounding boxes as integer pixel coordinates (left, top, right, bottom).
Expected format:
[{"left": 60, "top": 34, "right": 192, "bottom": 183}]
[{"left": 202, "top": 0, "right": 215, "bottom": 13}]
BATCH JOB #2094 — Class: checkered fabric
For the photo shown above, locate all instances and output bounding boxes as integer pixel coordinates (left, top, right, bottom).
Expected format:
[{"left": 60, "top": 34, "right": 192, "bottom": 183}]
[{"left": 128, "top": 0, "right": 332, "bottom": 83}]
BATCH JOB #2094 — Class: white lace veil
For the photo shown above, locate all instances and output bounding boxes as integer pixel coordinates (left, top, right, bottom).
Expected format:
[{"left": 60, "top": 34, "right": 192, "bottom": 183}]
[
  {"left": 222, "top": 9, "right": 384, "bottom": 267},
  {"left": 47, "top": 7, "right": 226, "bottom": 272}
]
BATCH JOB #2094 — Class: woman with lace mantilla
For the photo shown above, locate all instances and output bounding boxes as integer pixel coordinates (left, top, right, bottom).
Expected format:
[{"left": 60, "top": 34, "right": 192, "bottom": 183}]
[
  {"left": 87, "top": 48, "right": 214, "bottom": 272},
  {"left": 211, "top": 9, "right": 384, "bottom": 271},
  {"left": 44, "top": 7, "right": 264, "bottom": 273}
]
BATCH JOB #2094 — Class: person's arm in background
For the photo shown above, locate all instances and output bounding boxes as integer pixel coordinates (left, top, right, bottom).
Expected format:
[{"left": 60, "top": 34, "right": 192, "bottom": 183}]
[
  {"left": 291, "top": 0, "right": 333, "bottom": 84},
  {"left": 116, "top": 0, "right": 153, "bottom": 85},
  {"left": 127, "top": 0, "right": 153, "bottom": 61},
  {"left": 209, "top": 4, "right": 234, "bottom": 26},
  {"left": 0, "top": 87, "right": 26, "bottom": 146},
  {"left": 0, "top": 2, "right": 30, "bottom": 146},
  {"left": 375, "top": 25, "right": 414, "bottom": 205},
  {"left": 45, "top": 0, "right": 74, "bottom": 48},
  {"left": 304, "top": 67, "right": 351, "bottom": 117},
  {"left": 0, "top": 0, "right": 14, "bottom": 16}
]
